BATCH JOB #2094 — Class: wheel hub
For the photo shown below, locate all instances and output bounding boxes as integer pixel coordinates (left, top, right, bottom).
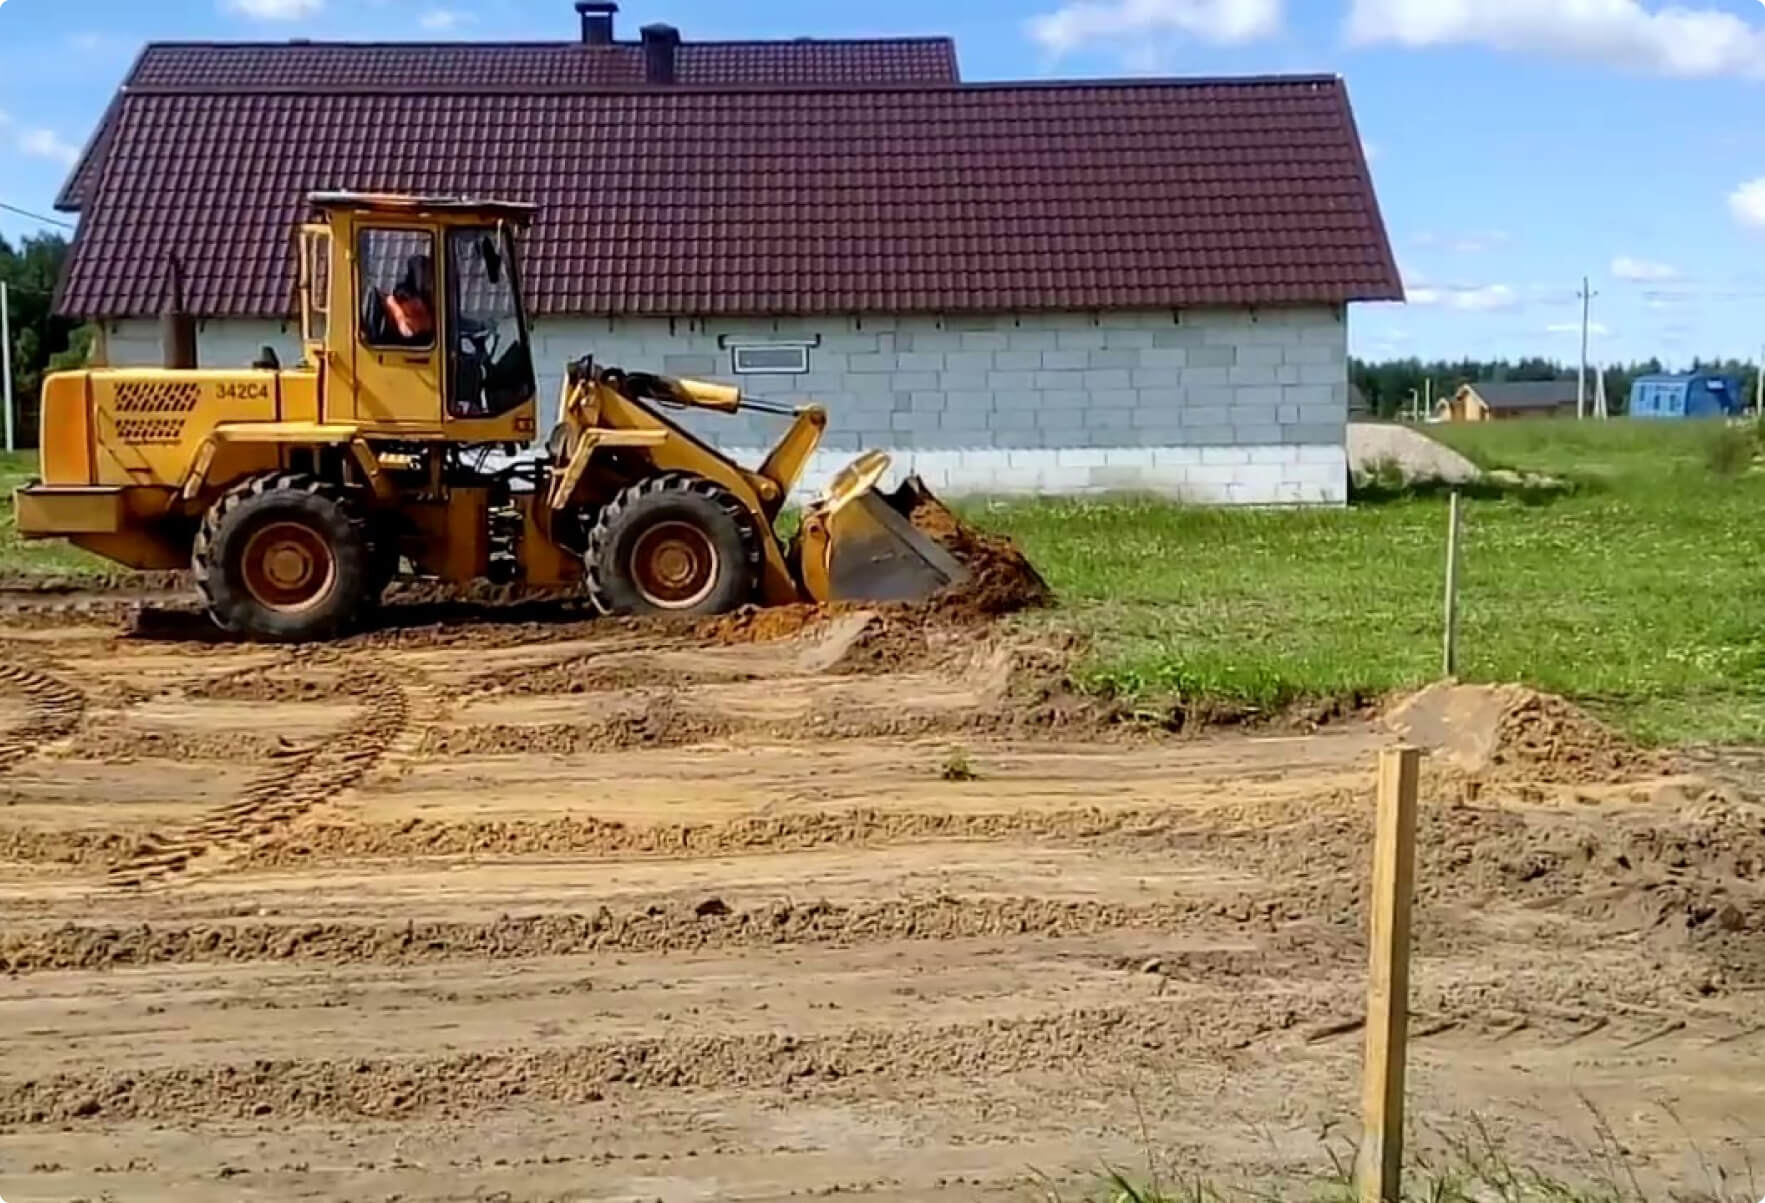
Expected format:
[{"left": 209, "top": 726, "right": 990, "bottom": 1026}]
[
  {"left": 631, "top": 521, "right": 719, "bottom": 610},
  {"left": 241, "top": 521, "right": 337, "bottom": 613}
]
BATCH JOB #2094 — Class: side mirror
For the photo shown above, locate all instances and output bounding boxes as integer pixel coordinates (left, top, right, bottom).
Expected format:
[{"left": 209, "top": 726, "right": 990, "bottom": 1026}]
[{"left": 479, "top": 236, "right": 503, "bottom": 286}]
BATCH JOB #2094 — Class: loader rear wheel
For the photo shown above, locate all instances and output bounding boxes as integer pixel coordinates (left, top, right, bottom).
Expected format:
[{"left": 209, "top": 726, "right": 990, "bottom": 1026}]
[
  {"left": 585, "top": 474, "right": 757, "bottom": 617},
  {"left": 193, "top": 474, "right": 370, "bottom": 642}
]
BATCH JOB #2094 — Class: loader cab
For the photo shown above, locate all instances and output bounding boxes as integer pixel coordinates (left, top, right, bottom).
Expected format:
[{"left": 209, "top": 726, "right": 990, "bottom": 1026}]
[{"left": 300, "top": 192, "right": 539, "bottom": 442}]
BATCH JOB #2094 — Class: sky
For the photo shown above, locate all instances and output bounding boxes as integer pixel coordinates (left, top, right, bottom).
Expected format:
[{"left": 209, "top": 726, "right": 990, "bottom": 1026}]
[{"left": 1, "top": 0, "right": 1764, "bottom": 367}]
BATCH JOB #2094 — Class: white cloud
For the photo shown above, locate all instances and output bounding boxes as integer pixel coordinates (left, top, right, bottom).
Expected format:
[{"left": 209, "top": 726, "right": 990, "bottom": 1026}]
[
  {"left": 17, "top": 128, "right": 80, "bottom": 166},
  {"left": 1546, "top": 321, "right": 1611, "bottom": 337},
  {"left": 1729, "top": 178, "right": 1765, "bottom": 230},
  {"left": 1028, "top": 0, "right": 1282, "bottom": 53},
  {"left": 1346, "top": 0, "right": 1765, "bottom": 79},
  {"left": 222, "top": 0, "right": 323, "bottom": 20},
  {"left": 1406, "top": 282, "right": 1520, "bottom": 312},
  {"left": 420, "top": 8, "right": 471, "bottom": 31},
  {"left": 1610, "top": 255, "right": 1680, "bottom": 281}
]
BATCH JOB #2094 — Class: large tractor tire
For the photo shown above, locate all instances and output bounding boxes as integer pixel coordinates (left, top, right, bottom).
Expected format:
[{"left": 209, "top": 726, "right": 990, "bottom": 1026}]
[
  {"left": 585, "top": 473, "right": 759, "bottom": 618},
  {"left": 193, "top": 473, "right": 370, "bottom": 642}
]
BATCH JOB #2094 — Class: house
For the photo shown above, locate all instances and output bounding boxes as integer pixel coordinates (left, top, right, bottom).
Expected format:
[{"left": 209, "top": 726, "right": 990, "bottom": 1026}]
[
  {"left": 1439, "top": 380, "right": 1581, "bottom": 422},
  {"left": 51, "top": 5, "right": 1402, "bottom": 505},
  {"left": 1629, "top": 372, "right": 1746, "bottom": 420}
]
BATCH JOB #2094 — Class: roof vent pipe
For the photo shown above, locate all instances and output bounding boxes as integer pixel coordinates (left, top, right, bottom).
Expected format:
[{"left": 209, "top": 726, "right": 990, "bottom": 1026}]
[
  {"left": 642, "top": 23, "right": 680, "bottom": 84},
  {"left": 575, "top": 2, "right": 617, "bottom": 46}
]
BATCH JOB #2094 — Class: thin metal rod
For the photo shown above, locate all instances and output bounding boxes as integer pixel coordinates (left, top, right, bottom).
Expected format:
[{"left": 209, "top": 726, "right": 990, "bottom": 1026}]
[
  {"left": 1, "top": 280, "right": 14, "bottom": 454},
  {"left": 1443, "top": 491, "right": 1462, "bottom": 678}
]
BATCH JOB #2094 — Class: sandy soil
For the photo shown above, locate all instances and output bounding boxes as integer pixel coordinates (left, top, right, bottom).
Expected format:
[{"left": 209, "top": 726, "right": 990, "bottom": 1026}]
[{"left": 1, "top": 596, "right": 1762, "bottom": 1202}]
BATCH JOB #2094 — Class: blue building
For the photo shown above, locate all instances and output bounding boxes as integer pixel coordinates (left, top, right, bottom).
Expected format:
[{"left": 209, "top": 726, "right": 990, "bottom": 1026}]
[{"left": 1629, "top": 372, "right": 1747, "bottom": 419}]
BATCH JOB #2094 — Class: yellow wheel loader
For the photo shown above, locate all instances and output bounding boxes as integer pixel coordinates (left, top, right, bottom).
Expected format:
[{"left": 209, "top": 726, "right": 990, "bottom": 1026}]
[{"left": 13, "top": 193, "right": 966, "bottom": 642}]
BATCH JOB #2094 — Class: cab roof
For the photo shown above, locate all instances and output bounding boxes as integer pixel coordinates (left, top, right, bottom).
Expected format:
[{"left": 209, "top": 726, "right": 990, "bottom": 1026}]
[{"left": 306, "top": 191, "right": 537, "bottom": 223}]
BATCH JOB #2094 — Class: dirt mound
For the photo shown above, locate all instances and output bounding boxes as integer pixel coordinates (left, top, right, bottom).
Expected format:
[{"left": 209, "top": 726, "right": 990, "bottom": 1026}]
[
  {"left": 1385, "top": 682, "right": 1670, "bottom": 787},
  {"left": 905, "top": 481, "right": 1053, "bottom": 621}
]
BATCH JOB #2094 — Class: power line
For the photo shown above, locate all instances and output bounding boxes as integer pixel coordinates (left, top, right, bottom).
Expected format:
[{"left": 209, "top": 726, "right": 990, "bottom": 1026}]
[{"left": 0, "top": 201, "right": 75, "bottom": 231}]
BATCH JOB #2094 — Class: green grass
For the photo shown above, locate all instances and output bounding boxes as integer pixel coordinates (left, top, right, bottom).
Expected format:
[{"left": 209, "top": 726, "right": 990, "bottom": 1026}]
[
  {"left": 969, "top": 419, "right": 1765, "bottom": 746},
  {"left": 0, "top": 450, "right": 108, "bottom": 578}
]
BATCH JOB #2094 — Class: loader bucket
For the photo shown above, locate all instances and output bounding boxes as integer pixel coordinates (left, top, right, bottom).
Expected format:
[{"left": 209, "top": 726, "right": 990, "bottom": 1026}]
[{"left": 797, "top": 451, "right": 969, "bottom": 604}]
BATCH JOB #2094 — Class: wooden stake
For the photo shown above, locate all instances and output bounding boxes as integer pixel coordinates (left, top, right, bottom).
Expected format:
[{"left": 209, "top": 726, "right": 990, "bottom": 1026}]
[
  {"left": 1358, "top": 746, "right": 1421, "bottom": 1203},
  {"left": 1442, "top": 492, "right": 1462, "bottom": 678}
]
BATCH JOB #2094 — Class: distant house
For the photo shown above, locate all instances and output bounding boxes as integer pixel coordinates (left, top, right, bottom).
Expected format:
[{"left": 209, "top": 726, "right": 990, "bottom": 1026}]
[
  {"left": 1630, "top": 372, "right": 1745, "bottom": 420},
  {"left": 1438, "top": 380, "right": 1580, "bottom": 422}
]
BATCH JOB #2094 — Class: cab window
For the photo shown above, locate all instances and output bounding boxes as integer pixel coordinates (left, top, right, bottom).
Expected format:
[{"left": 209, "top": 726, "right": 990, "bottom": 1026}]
[
  {"left": 446, "top": 226, "right": 535, "bottom": 419},
  {"left": 358, "top": 228, "right": 436, "bottom": 350}
]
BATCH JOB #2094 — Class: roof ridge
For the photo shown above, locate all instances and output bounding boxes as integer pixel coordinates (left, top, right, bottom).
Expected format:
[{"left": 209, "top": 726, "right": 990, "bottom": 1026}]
[
  {"left": 134, "top": 35, "right": 957, "bottom": 50},
  {"left": 119, "top": 73, "right": 1341, "bottom": 100}
]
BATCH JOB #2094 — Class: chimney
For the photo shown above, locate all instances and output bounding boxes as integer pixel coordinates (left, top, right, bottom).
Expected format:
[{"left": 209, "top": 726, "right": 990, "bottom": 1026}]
[
  {"left": 642, "top": 23, "right": 680, "bottom": 84},
  {"left": 575, "top": 1, "right": 616, "bottom": 46}
]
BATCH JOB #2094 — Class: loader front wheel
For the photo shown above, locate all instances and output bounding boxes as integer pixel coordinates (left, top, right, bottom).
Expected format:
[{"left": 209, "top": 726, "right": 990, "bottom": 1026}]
[
  {"left": 585, "top": 474, "right": 756, "bottom": 617},
  {"left": 193, "top": 474, "right": 370, "bottom": 642}
]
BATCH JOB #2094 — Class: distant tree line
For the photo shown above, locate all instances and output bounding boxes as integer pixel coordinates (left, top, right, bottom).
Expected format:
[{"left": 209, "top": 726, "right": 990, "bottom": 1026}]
[
  {"left": 2, "top": 232, "right": 95, "bottom": 449},
  {"left": 1350, "top": 356, "right": 1762, "bottom": 419}
]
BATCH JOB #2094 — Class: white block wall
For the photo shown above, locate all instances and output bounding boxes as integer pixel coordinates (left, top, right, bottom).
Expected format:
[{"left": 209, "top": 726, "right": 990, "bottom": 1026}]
[{"left": 104, "top": 306, "right": 1351, "bottom": 504}]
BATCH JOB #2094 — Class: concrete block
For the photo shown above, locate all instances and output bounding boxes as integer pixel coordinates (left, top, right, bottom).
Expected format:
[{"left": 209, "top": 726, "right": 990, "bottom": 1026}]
[
  {"left": 961, "top": 331, "right": 1010, "bottom": 351},
  {"left": 910, "top": 391, "right": 947, "bottom": 413},
  {"left": 1132, "top": 368, "right": 1181, "bottom": 389},
  {"left": 1184, "top": 425, "right": 1235, "bottom": 444},
  {"left": 946, "top": 390, "right": 994, "bottom": 411},
  {"left": 1188, "top": 344, "right": 1236, "bottom": 369},
  {"left": 1283, "top": 422, "right": 1348, "bottom": 445},
  {"left": 1041, "top": 349, "right": 1089, "bottom": 370},
  {"left": 1090, "top": 389, "right": 1140, "bottom": 409},
  {"left": 1152, "top": 328, "right": 1204, "bottom": 349},
  {"left": 1283, "top": 343, "right": 1339, "bottom": 366},
  {"left": 1300, "top": 362, "right": 1347, "bottom": 387},
  {"left": 994, "top": 350, "right": 1042, "bottom": 371},
  {"left": 1283, "top": 384, "right": 1338, "bottom": 409},
  {"left": 1007, "top": 330, "right": 1062, "bottom": 351},
  {"left": 1085, "top": 408, "right": 1136, "bottom": 432},
  {"left": 1278, "top": 405, "right": 1302, "bottom": 424},
  {"left": 1034, "top": 370, "right": 1086, "bottom": 391},
  {"left": 988, "top": 370, "right": 1037, "bottom": 392},
  {"left": 1037, "top": 393, "right": 1094, "bottom": 412},
  {"left": 1090, "top": 465, "right": 1153, "bottom": 490},
  {"left": 1137, "top": 347, "right": 1188, "bottom": 369},
  {"left": 1084, "top": 369, "right": 1132, "bottom": 391},
  {"left": 1181, "top": 405, "right": 1232, "bottom": 428},
  {"left": 1135, "top": 388, "right": 1183, "bottom": 411},
  {"left": 848, "top": 353, "right": 892, "bottom": 374},
  {"left": 1276, "top": 365, "right": 1301, "bottom": 385},
  {"left": 991, "top": 407, "right": 1041, "bottom": 431},
  {"left": 1298, "top": 444, "right": 1347, "bottom": 464},
  {"left": 939, "top": 370, "right": 990, "bottom": 392},
  {"left": 1183, "top": 367, "right": 1232, "bottom": 390},
  {"left": 1055, "top": 328, "right": 1109, "bottom": 350},
  {"left": 1233, "top": 386, "right": 1283, "bottom": 409},
  {"left": 1102, "top": 328, "right": 1157, "bottom": 349},
  {"left": 945, "top": 315, "right": 1002, "bottom": 334},
  {"left": 889, "top": 371, "right": 940, "bottom": 391},
  {"left": 1233, "top": 424, "right": 1284, "bottom": 444},
  {"left": 1238, "top": 345, "right": 1286, "bottom": 370},
  {"left": 1229, "top": 364, "right": 1279, "bottom": 387},
  {"left": 1056, "top": 448, "right": 1111, "bottom": 469},
  {"left": 993, "top": 389, "right": 1041, "bottom": 412},
  {"left": 1130, "top": 407, "right": 1184, "bottom": 430},
  {"left": 1088, "top": 348, "right": 1139, "bottom": 369},
  {"left": 662, "top": 353, "right": 719, "bottom": 376},
  {"left": 1150, "top": 446, "right": 1202, "bottom": 468},
  {"left": 895, "top": 352, "right": 945, "bottom": 373},
  {"left": 943, "top": 351, "right": 996, "bottom": 375},
  {"left": 941, "top": 407, "right": 993, "bottom": 432},
  {"left": 857, "top": 315, "right": 899, "bottom": 332},
  {"left": 1201, "top": 446, "right": 1252, "bottom": 465},
  {"left": 1037, "top": 407, "right": 1087, "bottom": 431},
  {"left": 890, "top": 410, "right": 940, "bottom": 433}
]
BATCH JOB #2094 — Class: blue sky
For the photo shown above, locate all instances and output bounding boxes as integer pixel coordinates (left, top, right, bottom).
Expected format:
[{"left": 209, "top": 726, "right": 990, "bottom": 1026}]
[{"left": 2, "top": 0, "right": 1764, "bottom": 367}]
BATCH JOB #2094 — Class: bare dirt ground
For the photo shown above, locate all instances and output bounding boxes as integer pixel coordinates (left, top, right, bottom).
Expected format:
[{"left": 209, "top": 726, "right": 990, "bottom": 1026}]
[{"left": 1, "top": 586, "right": 1763, "bottom": 1202}]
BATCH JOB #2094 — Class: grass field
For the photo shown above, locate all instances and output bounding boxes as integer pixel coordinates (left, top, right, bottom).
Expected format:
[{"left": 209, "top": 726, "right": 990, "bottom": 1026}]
[
  {"left": 0, "top": 450, "right": 106, "bottom": 577},
  {"left": 979, "top": 419, "right": 1765, "bottom": 745},
  {"left": 5, "top": 421, "right": 1763, "bottom": 744}
]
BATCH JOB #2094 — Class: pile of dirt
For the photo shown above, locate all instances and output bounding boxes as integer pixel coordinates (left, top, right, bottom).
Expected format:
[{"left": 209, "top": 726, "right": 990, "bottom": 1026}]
[
  {"left": 1385, "top": 682, "right": 1671, "bottom": 787},
  {"left": 904, "top": 480, "right": 1053, "bottom": 621}
]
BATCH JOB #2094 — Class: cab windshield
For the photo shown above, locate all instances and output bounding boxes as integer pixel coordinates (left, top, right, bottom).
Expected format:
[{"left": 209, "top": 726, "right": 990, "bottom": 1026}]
[{"left": 445, "top": 224, "right": 536, "bottom": 420}]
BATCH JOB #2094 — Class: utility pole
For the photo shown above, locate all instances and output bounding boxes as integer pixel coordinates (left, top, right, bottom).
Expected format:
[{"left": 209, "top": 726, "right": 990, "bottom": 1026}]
[
  {"left": 1756, "top": 344, "right": 1763, "bottom": 416},
  {"left": 1576, "top": 276, "right": 1598, "bottom": 421},
  {"left": 1, "top": 280, "right": 13, "bottom": 454}
]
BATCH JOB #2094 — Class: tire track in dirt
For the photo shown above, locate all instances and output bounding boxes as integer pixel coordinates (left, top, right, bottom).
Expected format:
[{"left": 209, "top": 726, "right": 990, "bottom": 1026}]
[
  {"left": 0, "top": 660, "right": 87, "bottom": 771},
  {"left": 105, "top": 671, "right": 411, "bottom": 888},
  {"left": 0, "top": 998, "right": 1348, "bottom": 1126},
  {"left": 0, "top": 896, "right": 1247, "bottom": 973}
]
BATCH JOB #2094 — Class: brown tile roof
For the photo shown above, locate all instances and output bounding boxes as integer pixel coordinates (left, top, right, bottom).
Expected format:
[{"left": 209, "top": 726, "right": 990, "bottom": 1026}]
[
  {"left": 55, "top": 37, "right": 961, "bottom": 211},
  {"left": 57, "top": 77, "right": 1403, "bottom": 320}
]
